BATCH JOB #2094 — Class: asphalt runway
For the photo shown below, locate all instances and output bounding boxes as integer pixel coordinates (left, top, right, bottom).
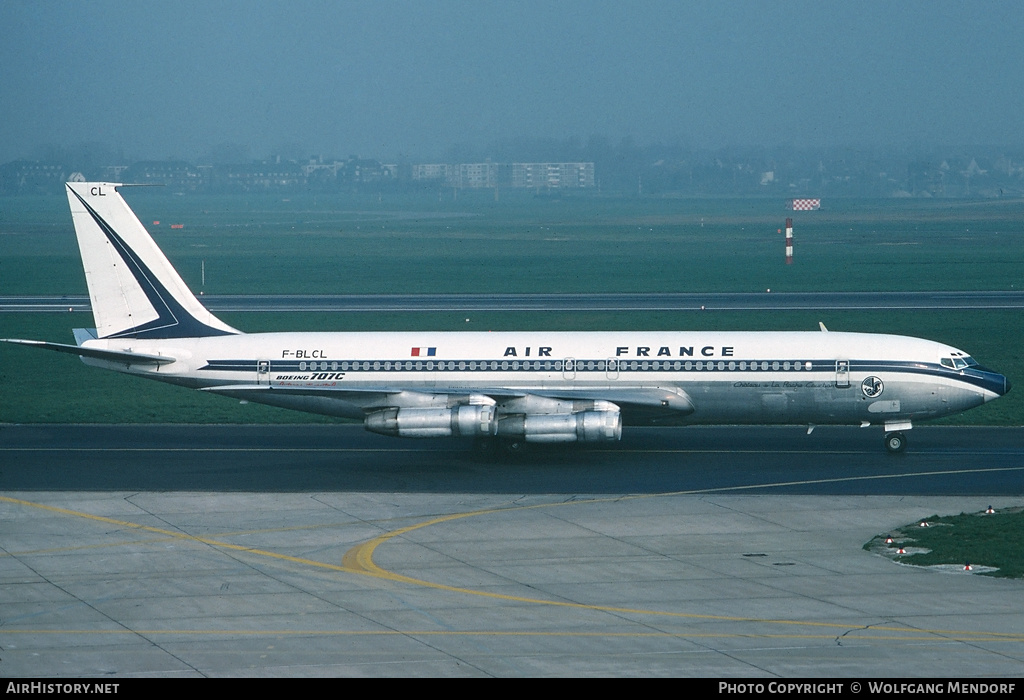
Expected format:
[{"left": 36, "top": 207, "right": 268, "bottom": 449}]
[
  {"left": 3, "top": 424, "right": 1024, "bottom": 494},
  {"left": 5, "top": 290, "right": 1024, "bottom": 313},
  {"left": 2, "top": 425, "right": 1023, "bottom": 677}
]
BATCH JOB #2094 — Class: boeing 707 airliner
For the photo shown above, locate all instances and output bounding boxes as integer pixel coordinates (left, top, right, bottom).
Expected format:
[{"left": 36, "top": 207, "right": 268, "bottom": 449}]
[{"left": 2, "top": 182, "right": 1010, "bottom": 453}]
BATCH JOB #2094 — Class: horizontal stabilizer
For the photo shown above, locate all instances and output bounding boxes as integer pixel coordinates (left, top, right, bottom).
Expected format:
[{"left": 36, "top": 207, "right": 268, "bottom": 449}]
[{"left": 1, "top": 338, "right": 176, "bottom": 366}]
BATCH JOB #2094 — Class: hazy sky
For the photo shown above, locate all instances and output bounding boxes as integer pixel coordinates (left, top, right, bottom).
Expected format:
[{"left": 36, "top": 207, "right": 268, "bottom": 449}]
[{"left": 2, "top": 1, "right": 1023, "bottom": 162}]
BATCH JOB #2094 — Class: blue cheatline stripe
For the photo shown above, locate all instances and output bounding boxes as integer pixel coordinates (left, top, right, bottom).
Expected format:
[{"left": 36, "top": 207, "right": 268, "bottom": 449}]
[
  {"left": 196, "top": 358, "right": 1005, "bottom": 395},
  {"left": 70, "top": 187, "right": 236, "bottom": 340},
  {"left": 203, "top": 357, "right": 817, "bottom": 373}
]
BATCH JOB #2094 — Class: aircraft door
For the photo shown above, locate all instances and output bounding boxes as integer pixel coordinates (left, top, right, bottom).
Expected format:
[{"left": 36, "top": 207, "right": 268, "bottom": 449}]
[
  {"left": 257, "top": 359, "right": 270, "bottom": 385},
  {"left": 562, "top": 357, "right": 576, "bottom": 380},
  {"left": 835, "top": 360, "right": 850, "bottom": 388},
  {"left": 606, "top": 358, "right": 619, "bottom": 380}
]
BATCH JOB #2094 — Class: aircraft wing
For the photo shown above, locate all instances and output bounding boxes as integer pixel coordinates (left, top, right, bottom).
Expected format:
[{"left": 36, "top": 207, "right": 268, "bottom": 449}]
[{"left": 202, "top": 383, "right": 694, "bottom": 414}]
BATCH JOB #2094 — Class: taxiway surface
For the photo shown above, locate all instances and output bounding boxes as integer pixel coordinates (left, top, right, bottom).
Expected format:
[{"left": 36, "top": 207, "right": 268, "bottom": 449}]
[{"left": 2, "top": 425, "right": 1023, "bottom": 677}]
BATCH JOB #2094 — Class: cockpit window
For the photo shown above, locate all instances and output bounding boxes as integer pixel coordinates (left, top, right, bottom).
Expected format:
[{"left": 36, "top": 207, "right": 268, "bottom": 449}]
[{"left": 942, "top": 355, "right": 978, "bottom": 370}]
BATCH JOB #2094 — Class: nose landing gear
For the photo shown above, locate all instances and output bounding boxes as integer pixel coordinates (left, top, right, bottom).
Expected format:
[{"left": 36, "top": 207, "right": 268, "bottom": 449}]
[{"left": 884, "top": 431, "right": 907, "bottom": 454}]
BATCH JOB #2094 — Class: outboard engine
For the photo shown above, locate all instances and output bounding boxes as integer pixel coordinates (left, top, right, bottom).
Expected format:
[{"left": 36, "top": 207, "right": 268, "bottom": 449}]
[
  {"left": 365, "top": 404, "right": 497, "bottom": 438},
  {"left": 496, "top": 399, "right": 622, "bottom": 443}
]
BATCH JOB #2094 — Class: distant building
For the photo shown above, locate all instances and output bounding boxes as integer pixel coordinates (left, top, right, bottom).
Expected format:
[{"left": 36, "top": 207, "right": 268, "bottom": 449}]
[
  {"left": 302, "top": 157, "right": 345, "bottom": 178},
  {"left": 16, "top": 143, "right": 1024, "bottom": 198},
  {"left": 511, "top": 162, "right": 594, "bottom": 189},
  {"left": 101, "top": 164, "right": 131, "bottom": 181},
  {"left": 412, "top": 161, "right": 595, "bottom": 189},
  {"left": 457, "top": 162, "right": 501, "bottom": 188},
  {"left": 0, "top": 160, "right": 67, "bottom": 194},
  {"left": 122, "top": 161, "right": 205, "bottom": 191},
  {"left": 412, "top": 163, "right": 452, "bottom": 182},
  {"left": 217, "top": 161, "right": 304, "bottom": 190},
  {"left": 344, "top": 157, "right": 389, "bottom": 184}
]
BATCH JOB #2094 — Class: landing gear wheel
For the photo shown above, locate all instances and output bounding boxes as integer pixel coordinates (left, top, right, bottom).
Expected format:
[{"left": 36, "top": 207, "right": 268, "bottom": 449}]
[{"left": 884, "top": 431, "right": 907, "bottom": 454}]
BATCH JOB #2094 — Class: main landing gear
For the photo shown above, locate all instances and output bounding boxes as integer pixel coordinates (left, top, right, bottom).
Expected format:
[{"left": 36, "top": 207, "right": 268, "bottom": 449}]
[{"left": 884, "top": 431, "right": 907, "bottom": 454}]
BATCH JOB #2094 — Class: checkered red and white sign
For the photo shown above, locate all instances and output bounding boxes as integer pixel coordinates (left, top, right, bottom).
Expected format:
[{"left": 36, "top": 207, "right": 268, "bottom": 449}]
[{"left": 788, "top": 199, "right": 821, "bottom": 211}]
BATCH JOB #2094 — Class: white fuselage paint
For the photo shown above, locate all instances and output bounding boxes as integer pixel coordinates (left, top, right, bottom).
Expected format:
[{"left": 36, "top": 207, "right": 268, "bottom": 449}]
[{"left": 81, "top": 329, "right": 1001, "bottom": 427}]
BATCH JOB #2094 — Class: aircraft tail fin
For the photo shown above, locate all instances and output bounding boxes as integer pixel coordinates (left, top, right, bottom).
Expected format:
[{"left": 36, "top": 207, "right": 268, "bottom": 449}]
[{"left": 65, "top": 182, "right": 239, "bottom": 339}]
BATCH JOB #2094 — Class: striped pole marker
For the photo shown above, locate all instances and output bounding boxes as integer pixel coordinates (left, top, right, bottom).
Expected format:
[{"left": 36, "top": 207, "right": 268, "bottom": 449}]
[{"left": 785, "top": 218, "right": 793, "bottom": 264}]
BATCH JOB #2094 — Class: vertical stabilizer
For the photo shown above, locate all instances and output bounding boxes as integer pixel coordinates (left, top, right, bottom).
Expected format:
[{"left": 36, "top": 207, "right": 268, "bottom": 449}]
[{"left": 65, "top": 182, "right": 239, "bottom": 339}]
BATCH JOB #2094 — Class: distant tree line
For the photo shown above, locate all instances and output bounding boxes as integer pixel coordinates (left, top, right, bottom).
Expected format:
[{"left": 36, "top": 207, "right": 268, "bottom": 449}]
[{"left": 3, "top": 139, "right": 1024, "bottom": 198}]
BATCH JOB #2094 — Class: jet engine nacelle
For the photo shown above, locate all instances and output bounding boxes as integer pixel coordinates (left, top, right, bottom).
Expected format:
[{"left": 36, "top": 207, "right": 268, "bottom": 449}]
[
  {"left": 365, "top": 405, "right": 497, "bottom": 438},
  {"left": 498, "top": 407, "right": 623, "bottom": 443}
]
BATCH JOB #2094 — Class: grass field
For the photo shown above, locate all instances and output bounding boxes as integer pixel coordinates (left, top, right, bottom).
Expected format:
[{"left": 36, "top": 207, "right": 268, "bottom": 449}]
[
  {"left": 865, "top": 507, "right": 1024, "bottom": 578},
  {"left": 5, "top": 190, "right": 1024, "bottom": 296},
  {"left": 2, "top": 190, "right": 1023, "bottom": 424}
]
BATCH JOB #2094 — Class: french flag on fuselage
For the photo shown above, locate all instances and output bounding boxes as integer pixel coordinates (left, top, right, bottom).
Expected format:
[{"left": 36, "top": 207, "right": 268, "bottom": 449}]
[{"left": 411, "top": 347, "right": 436, "bottom": 357}]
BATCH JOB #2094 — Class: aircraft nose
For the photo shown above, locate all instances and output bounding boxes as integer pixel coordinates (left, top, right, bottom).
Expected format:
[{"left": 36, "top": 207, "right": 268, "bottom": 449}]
[{"left": 971, "top": 365, "right": 1010, "bottom": 397}]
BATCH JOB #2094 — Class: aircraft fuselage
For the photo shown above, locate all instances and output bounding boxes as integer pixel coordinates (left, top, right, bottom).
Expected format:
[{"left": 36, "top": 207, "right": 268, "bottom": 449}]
[{"left": 79, "top": 329, "right": 1006, "bottom": 429}]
